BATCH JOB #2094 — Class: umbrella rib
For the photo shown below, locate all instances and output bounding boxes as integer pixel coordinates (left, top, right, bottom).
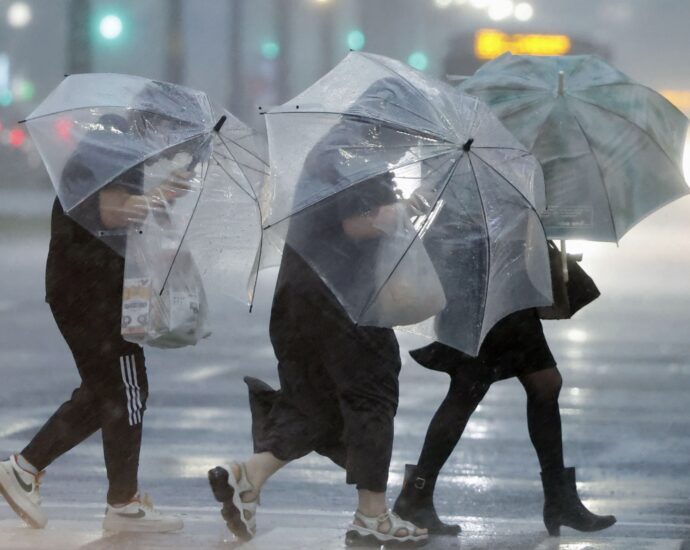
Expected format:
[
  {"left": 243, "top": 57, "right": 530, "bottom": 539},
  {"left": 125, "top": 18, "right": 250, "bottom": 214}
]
[
  {"left": 568, "top": 95, "right": 689, "bottom": 180},
  {"left": 216, "top": 132, "right": 262, "bottom": 201},
  {"left": 466, "top": 153, "right": 492, "bottom": 345},
  {"left": 473, "top": 145, "right": 530, "bottom": 153},
  {"left": 209, "top": 152, "right": 258, "bottom": 202},
  {"left": 217, "top": 132, "right": 270, "bottom": 169},
  {"left": 472, "top": 93, "right": 551, "bottom": 126},
  {"left": 572, "top": 81, "right": 689, "bottom": 119},
  {"left": 266, "top": 110, "right": 452, "bottom": 144},
  {"left": 567, "top": 109, "right": 619, "bottom": 242},
  {"left": 23, "top": 106, "right": 212, "bottom": 127},
  {"left": 355, "top": 152, "right": 463, "bottom": 322},
  {"left": 215, "top": 131, "right": 266, "bottom": 310},
  {"left": 158, "top": 157, "right": 212, "bottom": 295},
  {"left": 212, "top": 147, "right": 269, "bottom": 176},
  {"left": 263, "top": 147, "right": 457, "bottom": 230},
  {"left": 470, "top": 151, "right": 550, "bottom": 245},
  {"left": 470, "top": 150, "right": 545, "bottom": 217}
]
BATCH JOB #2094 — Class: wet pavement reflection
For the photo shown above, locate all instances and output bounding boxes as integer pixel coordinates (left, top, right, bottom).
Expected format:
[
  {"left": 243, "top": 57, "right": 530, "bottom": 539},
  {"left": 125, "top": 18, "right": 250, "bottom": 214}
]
[{"left": 0, "top": 196, "right": 689, "bottom": 548}]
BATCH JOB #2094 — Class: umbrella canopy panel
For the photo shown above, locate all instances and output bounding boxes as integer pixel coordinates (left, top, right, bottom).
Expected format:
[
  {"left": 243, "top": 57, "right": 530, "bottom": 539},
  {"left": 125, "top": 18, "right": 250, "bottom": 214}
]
[
  {"left": 264, "top": 52, "right": 552, "bottom": 355},
  {"left": 176, "top": 108, "right": 270, "bottom": 307},
  {"left": 459, "top": 53, "right": 690, "bottom": 242},
  {"left": 25, "top": 73, "right": 213, "bottom": 216}
]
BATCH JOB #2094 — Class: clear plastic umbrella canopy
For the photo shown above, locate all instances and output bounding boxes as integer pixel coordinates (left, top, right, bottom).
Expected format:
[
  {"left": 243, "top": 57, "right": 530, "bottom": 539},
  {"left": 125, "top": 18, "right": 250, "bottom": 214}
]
[
  {"left": 25, "top": 74, "right": 268, "bottom": 343},
  {"left": 262, "top": 52, "right": 552, "bottom": 355},
  {"left": 458, "top": 53, "right": 690, "bottom": 242}
]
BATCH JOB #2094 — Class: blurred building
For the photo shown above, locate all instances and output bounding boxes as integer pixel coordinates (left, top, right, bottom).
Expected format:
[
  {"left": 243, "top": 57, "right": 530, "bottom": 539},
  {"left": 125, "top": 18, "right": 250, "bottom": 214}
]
[{"left": 0, "top": 0, "right": 687, "bottom": 188}]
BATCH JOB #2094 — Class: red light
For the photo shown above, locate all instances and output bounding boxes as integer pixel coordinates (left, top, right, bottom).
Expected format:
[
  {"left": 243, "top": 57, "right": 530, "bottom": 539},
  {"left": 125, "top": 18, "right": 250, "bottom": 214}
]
[
  {"left": 9, "top": 128, "right": 26, "bottom": 148},
  {"left": 54, "top": 117, "right": 73, "bottom": 141}
]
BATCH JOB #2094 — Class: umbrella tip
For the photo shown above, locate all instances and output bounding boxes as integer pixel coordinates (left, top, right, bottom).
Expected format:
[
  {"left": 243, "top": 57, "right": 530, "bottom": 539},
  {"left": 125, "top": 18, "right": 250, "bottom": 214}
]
[
  {"left": 213, "top": 115, "right": 227, "bottom": 133},
  {"left": 462, "top": 138, "right": 474, "bottom": 152}
]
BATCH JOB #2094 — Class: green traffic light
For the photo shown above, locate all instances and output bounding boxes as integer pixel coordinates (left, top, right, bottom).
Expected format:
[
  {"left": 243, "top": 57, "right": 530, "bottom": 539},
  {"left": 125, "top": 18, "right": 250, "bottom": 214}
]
[
  {"left": 99, "top": 14, "right": 123, "bottom": 40},
  {"left": 0, "top": 89, "right": 13, "bottom": 107},
  {"left": 15, "top": 80, "right": 35, "bottom": 102},
  {"left": 408, "top": 51, "right": 429, "bottom": 71},
  {"left": 347, "top": 30, "right": 365, "bottom": 50},
  {"left": 261, "top": 41, "right": 280, "bottom": 60}
]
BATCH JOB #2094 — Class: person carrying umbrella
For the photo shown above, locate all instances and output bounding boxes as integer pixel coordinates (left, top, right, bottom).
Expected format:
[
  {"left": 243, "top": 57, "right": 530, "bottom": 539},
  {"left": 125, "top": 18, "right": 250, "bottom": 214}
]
[
  {"left": 391, "top": 50, "right": 690, "bottom": 536},
  {"left": 207, "top": 77, "right": 429, "bottom": 547},
  {"left": 392, "top": 281, "right": 616, "bottom": 537},
  {"left": 0, "top": 81, "right": 203, "bottom": 532}
]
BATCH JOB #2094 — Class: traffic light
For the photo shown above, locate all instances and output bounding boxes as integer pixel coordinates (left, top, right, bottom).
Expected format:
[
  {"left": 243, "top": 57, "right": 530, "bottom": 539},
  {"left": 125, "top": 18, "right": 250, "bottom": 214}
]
[
  {"left": 260, "top": 40, "right": 280, "bottom": 60},
  {"left": 92, "top": 10, "right": 128, "bottom": 46},
  {"left": 408, "top": 51, "right": 429, "bottom": 71},
  {"left": 0, "top": 89, "right": 12, "bottom": 107},
  {"left": 346, "top": 29, "right": 366, "bottom": 51},
  {"left": 98, "top": 14, "right": 123, "bottom": 40},
  {"left": 13, "top": 78, "right": 35, "bottom": 102}
]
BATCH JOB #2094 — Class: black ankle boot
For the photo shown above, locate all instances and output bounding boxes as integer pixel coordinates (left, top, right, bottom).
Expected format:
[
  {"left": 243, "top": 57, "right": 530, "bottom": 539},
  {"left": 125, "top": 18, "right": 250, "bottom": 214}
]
[
  {"left": 393, "top": 464, "right": 461, "bottom": 536},
  {"left": 541, "top": 467, "right": 616, "bottom": 536}
]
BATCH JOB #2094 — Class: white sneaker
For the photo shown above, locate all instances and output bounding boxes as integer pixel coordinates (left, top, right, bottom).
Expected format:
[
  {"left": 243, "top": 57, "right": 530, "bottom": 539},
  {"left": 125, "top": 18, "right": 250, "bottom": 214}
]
[
  {"left": 0, "top": 455, "right": 47, "bottom": 528},
  {"left": 103, "top": 493, "right": 183, "bottom": 533}
]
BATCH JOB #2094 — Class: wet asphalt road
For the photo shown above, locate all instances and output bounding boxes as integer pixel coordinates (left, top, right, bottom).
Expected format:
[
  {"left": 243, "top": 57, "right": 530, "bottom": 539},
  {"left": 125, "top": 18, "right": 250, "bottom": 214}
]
[{"left": 0, "top": 193, "right": 689, "bottom": 549}]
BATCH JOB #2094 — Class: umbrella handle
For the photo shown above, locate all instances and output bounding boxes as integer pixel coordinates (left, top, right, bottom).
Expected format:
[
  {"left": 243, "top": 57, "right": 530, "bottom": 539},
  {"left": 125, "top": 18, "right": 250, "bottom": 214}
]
[{"left": 560, "top": 239, "right": 569, "bottom": 283}]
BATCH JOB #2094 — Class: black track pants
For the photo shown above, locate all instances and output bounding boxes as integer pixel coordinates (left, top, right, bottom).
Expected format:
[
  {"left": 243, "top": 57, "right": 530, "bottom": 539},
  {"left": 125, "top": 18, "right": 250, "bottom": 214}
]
[{"left": 22, "top": 298, "right": 148, "bottom": 505}]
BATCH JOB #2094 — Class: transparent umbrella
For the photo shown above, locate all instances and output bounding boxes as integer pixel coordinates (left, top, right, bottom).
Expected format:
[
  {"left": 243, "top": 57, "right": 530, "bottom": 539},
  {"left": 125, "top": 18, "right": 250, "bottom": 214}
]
[
  {"left": 262, "top": 51, "right": 552, "bottom": 355},
  {"left": 458, "top": 53, "right": 690, "bottom": 243},
  {"left": 24, "top": 74, "right": 268, "bottom": 345}
]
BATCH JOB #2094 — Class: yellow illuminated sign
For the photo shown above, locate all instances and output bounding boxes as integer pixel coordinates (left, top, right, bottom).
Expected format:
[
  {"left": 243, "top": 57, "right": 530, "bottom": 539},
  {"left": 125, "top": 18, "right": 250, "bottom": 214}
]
[
  {"left": 475, "top": 28, "right": 572, "bottom": 60},
  {"left": 661, "top": 90, "right": 690, "bottom": 114}
]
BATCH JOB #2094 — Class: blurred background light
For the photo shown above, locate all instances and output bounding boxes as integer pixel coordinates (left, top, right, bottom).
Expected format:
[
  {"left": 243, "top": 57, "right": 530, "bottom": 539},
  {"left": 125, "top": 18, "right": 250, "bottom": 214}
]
[
  {"left": 434, "top": 0, "right": 453, "bottom": 7},
  {"left": 487, "top": 0, "right": 514, "bottom": 21},
  {"left": 566, "top": 328, "right": 589, "bottom": 343},
  {"left": 408, "top": 51, "right": 429, "bottom": 71},
  {"left": 346, "top": 29, "right": 366, "bottom": 50},
  {"left": 12, "top": 78, "right": 35, "bottom": 102},
  {"left": 6, "top": 2, "right": 32, "bottom": 28},
  {"left": 99, "top": 14, "right": 123, "bottom": 40},
  {"left": 514, "top": 2, "right": 534, "bottom": 21},
  {"left": 470, "top": 0, "right": 490, "bottom": 9},
  {"left": 260, "top": 40, "right": 281, "bottom": 60},
  {"left": 0, "top": 89, "right": 13, "bottom": 107},
  {"left": 8, "top": 127, "right": 26, "bottom": 148},
  {"left": 53, "top": 117, "right": 74, "bottom": 142}
]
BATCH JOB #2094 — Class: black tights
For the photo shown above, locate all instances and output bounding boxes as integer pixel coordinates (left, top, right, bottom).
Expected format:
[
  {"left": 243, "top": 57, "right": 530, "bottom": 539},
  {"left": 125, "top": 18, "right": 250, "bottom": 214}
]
[{"left": 416, "top": 367, "right": 564, "bottom": 478}]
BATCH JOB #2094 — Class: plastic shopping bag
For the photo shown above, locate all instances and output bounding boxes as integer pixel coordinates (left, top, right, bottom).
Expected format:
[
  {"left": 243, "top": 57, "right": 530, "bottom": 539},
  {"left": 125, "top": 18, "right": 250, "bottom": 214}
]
[{"left": 121, "top": 213, "right": 210, "bottom": 348}]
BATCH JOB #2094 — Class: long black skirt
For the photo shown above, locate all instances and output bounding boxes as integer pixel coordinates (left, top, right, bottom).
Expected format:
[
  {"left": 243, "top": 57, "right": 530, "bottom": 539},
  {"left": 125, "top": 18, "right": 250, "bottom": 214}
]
[{"left": 246, "top": 248, "right": 401, "bottom": 493}]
